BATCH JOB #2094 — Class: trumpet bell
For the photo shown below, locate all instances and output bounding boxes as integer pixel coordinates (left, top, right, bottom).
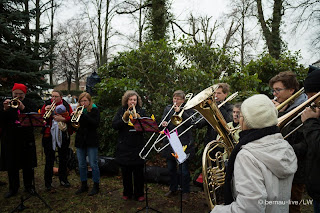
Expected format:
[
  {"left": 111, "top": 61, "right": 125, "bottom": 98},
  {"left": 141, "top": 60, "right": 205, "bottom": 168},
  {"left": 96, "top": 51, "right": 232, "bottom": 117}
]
[
  {"left": 9, "top": 97, "right": 20, "bottom": 108},
  {"left": 171, "top": 115, "right": 182, "bottom": 126},
  {"left": 72, "top": 122, "right": 80, "bottom": 129}
]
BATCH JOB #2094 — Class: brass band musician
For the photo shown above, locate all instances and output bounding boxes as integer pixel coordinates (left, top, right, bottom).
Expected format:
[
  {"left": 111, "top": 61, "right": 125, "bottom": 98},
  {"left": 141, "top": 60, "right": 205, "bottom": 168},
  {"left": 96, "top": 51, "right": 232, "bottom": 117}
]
[
  {"left": 161, "top": 90, "right": 195, "bottom": 202},
  {"left": 40, "top": 90, "right": 73, "bottom": 191},
  {"left": 0, "top": 83, "right": 37, "bottom": 198},
  {"left": 269, "top": 71, "right": 308, "bottom": 213}
]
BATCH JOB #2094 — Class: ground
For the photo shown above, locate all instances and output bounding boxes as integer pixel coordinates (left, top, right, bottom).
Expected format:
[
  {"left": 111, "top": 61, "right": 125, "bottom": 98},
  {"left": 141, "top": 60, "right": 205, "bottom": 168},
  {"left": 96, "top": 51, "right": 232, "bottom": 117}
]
[{"left": 0, "top": 129, "right": 315, "bottom": 212}]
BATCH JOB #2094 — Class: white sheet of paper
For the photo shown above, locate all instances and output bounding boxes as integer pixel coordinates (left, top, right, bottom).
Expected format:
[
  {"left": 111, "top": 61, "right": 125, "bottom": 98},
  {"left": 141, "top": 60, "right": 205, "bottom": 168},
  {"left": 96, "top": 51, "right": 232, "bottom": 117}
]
[{"left": 167, "top": 132, "right": 187, "bottom": 164}]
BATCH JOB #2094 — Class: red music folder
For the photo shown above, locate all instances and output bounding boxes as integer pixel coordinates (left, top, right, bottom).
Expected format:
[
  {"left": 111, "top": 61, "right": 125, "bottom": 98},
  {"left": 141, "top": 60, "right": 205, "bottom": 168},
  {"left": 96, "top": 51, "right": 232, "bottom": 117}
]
[
  {"left": 18, "top": 113, "right": 45, "bottom": 127},
  {"left": 130, "top": 117, "right": 160, "bottom": 132}
]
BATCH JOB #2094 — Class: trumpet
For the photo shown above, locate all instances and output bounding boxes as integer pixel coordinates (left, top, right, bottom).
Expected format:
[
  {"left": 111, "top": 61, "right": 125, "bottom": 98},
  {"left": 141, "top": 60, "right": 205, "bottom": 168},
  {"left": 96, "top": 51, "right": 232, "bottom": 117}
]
[
  {"left": 128, "top": 104, "right": 138, "bottom": 119},
  {"left": 8, "top": 97, "right": 20, "bottom": 108},
  {"left": 71, "top": 106, "right": 84, "bottom": 128},
  {"left": 43, "top": 100, "right": 56, "bottom": 121},
  {"left": 171, "top": 93, "right": 193, "bottom": 126}
]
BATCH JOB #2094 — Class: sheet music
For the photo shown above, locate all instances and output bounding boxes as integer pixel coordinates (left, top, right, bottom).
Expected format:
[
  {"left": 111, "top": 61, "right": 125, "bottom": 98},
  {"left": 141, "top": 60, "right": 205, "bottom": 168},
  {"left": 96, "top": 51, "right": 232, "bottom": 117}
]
[{"left": 167, "top": 131, "right": 187, "bottom": 164}]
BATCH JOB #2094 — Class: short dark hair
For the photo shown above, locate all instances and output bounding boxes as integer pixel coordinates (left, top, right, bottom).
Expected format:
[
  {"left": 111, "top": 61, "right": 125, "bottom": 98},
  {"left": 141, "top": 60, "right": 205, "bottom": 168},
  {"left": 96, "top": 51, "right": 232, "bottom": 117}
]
[
  {"left": 217, "top": 83, "right": 230, "bottom": 94},
  {"left": 269, "top": 71, "right": 299, "bottom": 92}
]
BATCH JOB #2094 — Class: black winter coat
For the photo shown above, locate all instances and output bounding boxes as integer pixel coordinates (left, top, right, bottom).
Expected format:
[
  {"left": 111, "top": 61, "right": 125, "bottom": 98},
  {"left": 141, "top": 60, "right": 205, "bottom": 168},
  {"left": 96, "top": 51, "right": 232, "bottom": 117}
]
[
  {"left": 0, "top": 98, "right": 37, "bottom": 171},
  {"left": 112, "top": 105, "right": 146, "bottom": 166},
  {"left": 160, "top": 104, "right": 195, "bottom": 160},
  {"left": 75, "top": 107, "right": 100, "bottom": 148},
  {"left": 279, "top": 93, "right": 308, "bottom": 184},
  {"left": 303, "top": 118, "right": 320, "bottom": 202}
]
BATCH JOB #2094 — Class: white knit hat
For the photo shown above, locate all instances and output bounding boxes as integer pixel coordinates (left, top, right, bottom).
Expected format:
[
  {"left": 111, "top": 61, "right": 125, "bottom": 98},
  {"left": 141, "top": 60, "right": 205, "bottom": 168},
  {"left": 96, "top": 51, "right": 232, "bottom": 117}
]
[{"left": 241, "top": 94, "right": 278, "bottom": 129}]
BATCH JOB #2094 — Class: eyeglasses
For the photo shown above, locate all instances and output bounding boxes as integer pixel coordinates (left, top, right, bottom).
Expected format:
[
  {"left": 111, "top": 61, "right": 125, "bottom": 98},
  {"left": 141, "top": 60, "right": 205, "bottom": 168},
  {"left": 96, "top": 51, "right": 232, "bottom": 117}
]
[{"left": 272, "top": 88, "right": 286, "bottom": 94}]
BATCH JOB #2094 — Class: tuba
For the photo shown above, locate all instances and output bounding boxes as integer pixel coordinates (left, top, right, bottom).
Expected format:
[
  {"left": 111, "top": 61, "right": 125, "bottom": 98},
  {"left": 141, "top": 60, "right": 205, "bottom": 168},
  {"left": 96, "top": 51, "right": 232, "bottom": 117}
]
[
  {"left": 71, "top": 106, "right": 84, "bottom": 129},
  {"left": 184, "top": 85, "right": 236, "bottom": 210}
]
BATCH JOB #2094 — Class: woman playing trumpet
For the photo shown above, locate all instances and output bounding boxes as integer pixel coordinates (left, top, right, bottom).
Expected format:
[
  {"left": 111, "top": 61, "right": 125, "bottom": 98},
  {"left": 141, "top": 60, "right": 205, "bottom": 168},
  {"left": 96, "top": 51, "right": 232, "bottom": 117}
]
[
  {"left": 112, "top": 90, "right": 146, "bottom": 202},
  {"left": 73, "top": 92, "right": 101, "bottom": 196}
]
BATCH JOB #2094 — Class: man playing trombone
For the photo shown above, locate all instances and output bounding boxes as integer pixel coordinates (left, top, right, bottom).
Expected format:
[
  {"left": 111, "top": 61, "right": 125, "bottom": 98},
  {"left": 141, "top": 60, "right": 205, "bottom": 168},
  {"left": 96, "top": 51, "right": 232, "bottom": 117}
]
[
  {"left": 0, "top": 83, "right": 38, "bottom": 198},
  {"left": 161, "top": 90, "right": 195, "bottom": 202},
  {"left": 269, "top": 71, "right": 308, "bottom": 213}
]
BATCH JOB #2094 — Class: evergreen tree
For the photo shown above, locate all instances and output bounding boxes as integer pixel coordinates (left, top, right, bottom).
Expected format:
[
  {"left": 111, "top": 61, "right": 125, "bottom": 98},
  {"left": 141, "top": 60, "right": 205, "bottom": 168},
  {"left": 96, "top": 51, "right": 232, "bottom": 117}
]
[{"left": 0, "top": 0, "right": 50, "bottom": 98}]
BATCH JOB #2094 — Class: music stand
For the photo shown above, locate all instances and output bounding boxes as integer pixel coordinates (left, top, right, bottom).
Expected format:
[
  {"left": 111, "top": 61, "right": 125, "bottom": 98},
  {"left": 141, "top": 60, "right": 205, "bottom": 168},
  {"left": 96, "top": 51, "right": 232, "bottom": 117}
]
[
  {"left": 164, "top": 130, "right": 189, "bottom": 213},
  {"left": 131, "top": 117, "right": 162, "bottom": 213},
  {"left": 11, "top": 168, "right": 52, "bottom": 212},
  {"left": 11, "top": 113, "right": 52, "bottom": 212}
]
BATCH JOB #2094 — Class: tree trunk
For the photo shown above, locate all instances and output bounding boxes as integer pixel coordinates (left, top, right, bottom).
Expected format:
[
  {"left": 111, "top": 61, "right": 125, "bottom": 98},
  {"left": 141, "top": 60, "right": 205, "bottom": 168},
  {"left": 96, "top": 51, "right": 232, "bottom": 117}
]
[
  {"left": 256, "top": 0, "right": 282, "bottom": 59},
  {"left": 35, "top": 0, "right": 40, "bottom": 59},
  {"left": 24, "top": 0, "right": 31, "bottom": 53},
  {"left": 98, "top": 0, "right": 102, "bottom": 67},
  {"left": 49, "top": 0, "right": 54, "bottom": 85}
]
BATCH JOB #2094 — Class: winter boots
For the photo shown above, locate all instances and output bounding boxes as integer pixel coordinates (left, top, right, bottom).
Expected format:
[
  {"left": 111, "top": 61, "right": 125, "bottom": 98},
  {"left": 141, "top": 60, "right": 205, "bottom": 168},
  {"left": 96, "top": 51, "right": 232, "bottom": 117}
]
[
  {"left": 75, "top": 181, "right": 88, "bottom": 195},
  {"left": 88, "top": 182, "right": 99, "bottom": 196}
]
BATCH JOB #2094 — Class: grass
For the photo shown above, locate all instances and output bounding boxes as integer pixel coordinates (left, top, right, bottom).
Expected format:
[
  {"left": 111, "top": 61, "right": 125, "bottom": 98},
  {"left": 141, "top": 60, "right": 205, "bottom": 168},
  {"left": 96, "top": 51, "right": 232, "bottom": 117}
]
[{"left": 0, "top": 129, "right": 315, "bottom": 212}]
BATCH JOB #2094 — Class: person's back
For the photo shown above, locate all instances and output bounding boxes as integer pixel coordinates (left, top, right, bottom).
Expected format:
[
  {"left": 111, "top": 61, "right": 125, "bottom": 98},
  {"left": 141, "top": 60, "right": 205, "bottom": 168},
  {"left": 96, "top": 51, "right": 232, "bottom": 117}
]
[
  {"left": 234, "top": 133, "right": 295, "bottom": 212},
  {"left": 212, "top": 94, "right": 297, "bottom": 213}
]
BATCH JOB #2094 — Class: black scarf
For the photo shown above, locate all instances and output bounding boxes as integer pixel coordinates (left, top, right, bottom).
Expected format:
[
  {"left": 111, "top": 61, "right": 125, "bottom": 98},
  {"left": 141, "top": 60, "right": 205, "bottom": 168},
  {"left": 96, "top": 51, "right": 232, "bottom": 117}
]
[{"left": 224, "top": 125, "right": 280, "bottom": 204}]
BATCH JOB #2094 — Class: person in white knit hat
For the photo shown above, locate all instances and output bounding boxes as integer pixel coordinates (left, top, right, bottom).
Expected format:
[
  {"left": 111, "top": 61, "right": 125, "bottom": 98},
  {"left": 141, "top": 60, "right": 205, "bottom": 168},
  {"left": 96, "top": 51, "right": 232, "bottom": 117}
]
[{"left": 211, "top": 94, "right": 297, "bottom": 213}]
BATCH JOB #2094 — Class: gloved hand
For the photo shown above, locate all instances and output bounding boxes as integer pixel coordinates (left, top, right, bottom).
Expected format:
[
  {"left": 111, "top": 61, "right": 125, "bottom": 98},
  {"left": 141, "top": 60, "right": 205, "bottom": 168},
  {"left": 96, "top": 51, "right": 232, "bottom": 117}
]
[
  {"left": 136, "top": 113, "right": 141, "bottom": 118},
  {"left": 122, "top": 110, "right": 130, "bottom": 122}
]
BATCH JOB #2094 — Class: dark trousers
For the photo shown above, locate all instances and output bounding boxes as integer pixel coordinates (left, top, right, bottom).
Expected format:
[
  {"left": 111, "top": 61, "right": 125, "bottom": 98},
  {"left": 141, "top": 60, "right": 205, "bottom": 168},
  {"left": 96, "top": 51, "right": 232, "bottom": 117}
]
[
  {"left": 121, "top": 164, "right": 144, "bottom": 198},
  {"left": 167, "top": 159, "right": 190, "bottom": 194},
  {"left": 289, "top": 183, "right": 305, "bottom": 213},
  {"left": 42, "top": 134, "right": 70, "bottom": 187},
  {"left": 8, "top": 168, "right": 33, "bottom": 192}
]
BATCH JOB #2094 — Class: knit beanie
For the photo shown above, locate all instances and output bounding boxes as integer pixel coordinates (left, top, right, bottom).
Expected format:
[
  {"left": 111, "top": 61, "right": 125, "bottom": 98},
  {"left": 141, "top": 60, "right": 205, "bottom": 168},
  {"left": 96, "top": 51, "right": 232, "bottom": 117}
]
[
  {"left": 12, "top": 83, "right": 27, "bottom": 94},
  {"left": 241, "top": 94, "right": 278, "bottom": 129},
  {"left": 304, "top": 66, "right": 320, "bottom": 93}
]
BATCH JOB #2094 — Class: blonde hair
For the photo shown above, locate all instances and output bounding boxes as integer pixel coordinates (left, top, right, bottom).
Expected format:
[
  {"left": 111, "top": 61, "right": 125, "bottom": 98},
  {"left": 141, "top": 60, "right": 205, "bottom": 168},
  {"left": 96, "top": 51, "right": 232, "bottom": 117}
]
[
  {"left": 121, "top": 90, "right": 142, "bottom": 107},
  {"left": 78, "top": 92, "right": 93, "bottom": 112}
]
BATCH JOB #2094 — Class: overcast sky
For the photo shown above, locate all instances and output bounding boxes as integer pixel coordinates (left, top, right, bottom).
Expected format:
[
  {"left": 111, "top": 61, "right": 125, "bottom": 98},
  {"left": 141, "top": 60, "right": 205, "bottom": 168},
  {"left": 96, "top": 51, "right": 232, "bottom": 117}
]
[{"left": 56, "top": 0, "right": 316, "bottom": 66}]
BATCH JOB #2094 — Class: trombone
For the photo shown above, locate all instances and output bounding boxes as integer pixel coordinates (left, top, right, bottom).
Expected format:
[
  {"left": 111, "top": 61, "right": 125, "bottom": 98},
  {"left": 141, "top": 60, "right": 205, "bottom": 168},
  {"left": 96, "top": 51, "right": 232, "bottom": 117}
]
[
  {"left": 155, "top": 91, "right": 239, "bottom": 153},
  {"left": 278, "top": 91, "right": 320, "bottom": 139},
  {"left": 138, "top": 103, "right": 176, "bottom": 159},
  {"left": 71, "top": 106, "right": 84, "bottom": 128},
  {"left": 43, "top": 100, "right": 56, "bottom": 120},
  {"left": 276, "top": 88, "right": 304, "bottom": 111},
  {"left": 139, "top": 93, "right": 193, "bottom": 160}
]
